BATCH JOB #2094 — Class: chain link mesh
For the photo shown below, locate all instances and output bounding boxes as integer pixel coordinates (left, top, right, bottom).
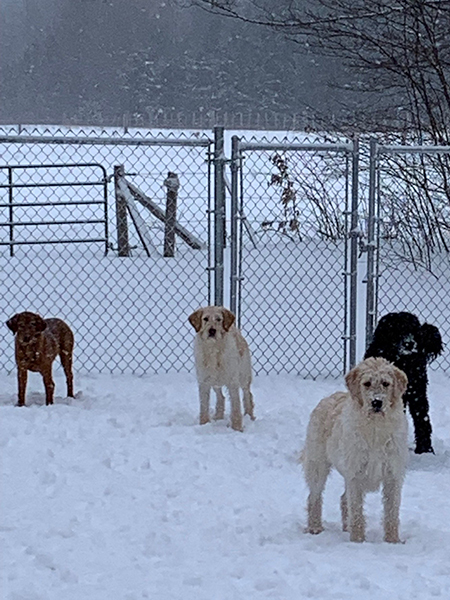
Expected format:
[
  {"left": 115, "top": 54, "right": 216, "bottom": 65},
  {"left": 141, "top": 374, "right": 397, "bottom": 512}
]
[
  {"left": 0, "top": 125, "right": 212, "bottom": 374},
  {"left": 2, "top": 127, "right": 448, "bottom": 378},
  {"left": 236, "top": 134, "right": 352, "bottom": 378},
  {"left": 375, "top": 149, "right": 450, "bottom": 373}
]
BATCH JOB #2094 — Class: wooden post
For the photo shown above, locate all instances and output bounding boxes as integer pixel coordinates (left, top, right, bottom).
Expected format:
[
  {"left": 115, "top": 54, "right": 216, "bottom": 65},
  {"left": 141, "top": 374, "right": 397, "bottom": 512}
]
[
  {"left": 163, "top": 172, "right": 180, "bottom": 257},
  {"left": 114, "top": 165, "right": 130, "bottom": 257},
  {"left": 126, "top": 181, "right": 203, "bottom": 250}
]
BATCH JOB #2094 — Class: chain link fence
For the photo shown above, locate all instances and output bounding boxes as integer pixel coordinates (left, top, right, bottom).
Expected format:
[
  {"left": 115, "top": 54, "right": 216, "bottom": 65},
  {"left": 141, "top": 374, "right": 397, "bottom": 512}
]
[
  {"left": 0, "top": 126, "right": 449, "bottom": 377},
  {"left": 0, "top": 125, "right": 213, "bottom": 374},
  {"left": 230, "top": 134, "right": 358, "bottom": 378},
  {"left": 365, "top": 141, "right": 450, "bottom": 372}
]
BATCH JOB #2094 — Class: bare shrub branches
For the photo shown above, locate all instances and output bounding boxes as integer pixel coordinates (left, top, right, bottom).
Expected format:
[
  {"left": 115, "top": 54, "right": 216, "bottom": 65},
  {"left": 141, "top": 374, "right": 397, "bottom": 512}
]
[
  {"left": 195, "top": 0, "right": 450, "bottom": 137},
  {"left": 378, "top": 151, "right": 450, "bottom": 270},
  {"left": 268, "top": 151, "right": 346, "bottom": 241}
]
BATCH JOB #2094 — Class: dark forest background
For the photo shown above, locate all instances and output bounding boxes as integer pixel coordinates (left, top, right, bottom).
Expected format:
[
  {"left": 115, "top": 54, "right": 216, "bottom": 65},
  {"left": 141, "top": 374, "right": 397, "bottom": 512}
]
[{"left": 0, "top": 0, "right": 362, "bottom": 129}]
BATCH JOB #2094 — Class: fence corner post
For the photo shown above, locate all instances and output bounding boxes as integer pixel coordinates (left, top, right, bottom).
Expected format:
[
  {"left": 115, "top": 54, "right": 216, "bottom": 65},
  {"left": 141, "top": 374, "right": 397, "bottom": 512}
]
[
  {"left": 349, "top": 134, "right": 360, "bottom": 370},
  {"left": 114, "top": 164, "right": 130, "bottom": 257},
  {"left": 230, "top": 135, "right": 240, "bottom": 316},
  {"left": 163, "top": 172, "right": 180, "bottom": 257},
  {"left": 365, "top": 136, "right": 378, "bottom": 349}
]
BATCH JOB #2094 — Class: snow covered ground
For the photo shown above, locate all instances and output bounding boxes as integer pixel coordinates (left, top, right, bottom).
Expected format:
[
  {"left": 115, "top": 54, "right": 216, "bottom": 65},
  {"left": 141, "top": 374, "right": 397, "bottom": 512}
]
[{"left": 2, "top": 368, "right": 450, "bottom": 600}]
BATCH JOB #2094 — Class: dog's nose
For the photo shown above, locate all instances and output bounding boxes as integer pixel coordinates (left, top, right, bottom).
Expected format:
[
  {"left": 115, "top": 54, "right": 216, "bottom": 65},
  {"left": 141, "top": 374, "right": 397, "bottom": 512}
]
[
  {"left": 371, "top": 399, "right": 383, "bottom": 411},
  {"left": 208, "top": 327, "right": 216, "bottom": 338}
]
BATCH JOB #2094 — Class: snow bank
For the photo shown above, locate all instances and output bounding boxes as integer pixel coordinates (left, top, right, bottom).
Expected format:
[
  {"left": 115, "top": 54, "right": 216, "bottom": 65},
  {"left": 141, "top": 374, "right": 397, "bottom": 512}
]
[{"left": 2, "top": 370, "right": 450, "bottom": 599}]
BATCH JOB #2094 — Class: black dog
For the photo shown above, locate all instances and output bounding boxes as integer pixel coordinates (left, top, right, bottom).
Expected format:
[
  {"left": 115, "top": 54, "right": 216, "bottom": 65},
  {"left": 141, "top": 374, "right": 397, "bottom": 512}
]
[{"left": 365, "top": 312, "right": 443, "bottom": 454}]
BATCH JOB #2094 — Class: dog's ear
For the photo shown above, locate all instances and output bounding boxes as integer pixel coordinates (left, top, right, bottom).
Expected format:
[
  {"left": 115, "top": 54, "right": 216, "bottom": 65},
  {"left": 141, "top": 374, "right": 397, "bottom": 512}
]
[
  {"left": 6, "top": 314, "right": 20, "bottom": 333},
  {"left": 392, "top": 365, "right": 408, "bottom": 402},
  {"left": 420, "top": 323, "right": 443, "bottom": 363},
  {"left": 222, "top": 308, "right": 235, "bottom": 332},
  {"left": 345, "top": 364, "right": 364, "bottom": 406},
  {"left": 188, "top": 309, "right": 203, "bottom": 332}
]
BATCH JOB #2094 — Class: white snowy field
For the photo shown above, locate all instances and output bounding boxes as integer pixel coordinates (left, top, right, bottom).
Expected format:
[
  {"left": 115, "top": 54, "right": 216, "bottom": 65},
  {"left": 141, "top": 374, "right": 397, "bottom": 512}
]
[{"left": 2, "top": 368, "right": 450, "bottom": 600}]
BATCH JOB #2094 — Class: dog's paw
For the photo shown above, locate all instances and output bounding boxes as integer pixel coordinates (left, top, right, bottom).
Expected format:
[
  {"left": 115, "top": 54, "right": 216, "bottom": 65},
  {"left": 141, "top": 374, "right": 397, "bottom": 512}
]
[
  {"left": 414, "top": 445, "right": 434, "bottom": 455},
  {"left": 384, "top": 536, "right": 404, "bottom": 544},
  {"left": 305, "top": 525, "right": 324, "bottom": 535},
  {"left": 213, "top": 412, "right": 225, "bottom": 421},
  {"left": 199, "top": 415, "right": 211, "bottom": 425},
  {"left": 230, "top": 421, "right": 244, "bottom": 432}
]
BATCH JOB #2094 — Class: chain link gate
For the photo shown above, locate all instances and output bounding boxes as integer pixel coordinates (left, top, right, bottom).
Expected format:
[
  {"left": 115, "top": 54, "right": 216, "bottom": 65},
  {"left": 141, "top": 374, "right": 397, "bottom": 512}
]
[
  {"left": 366, "top": 139, "right": 450, "bottom": 373},
  {"left": 229, "top": 134, "right": 359, "bottom": 378},
  {"left": 0, "top": 126, "right": 214, "bottom": 374}
]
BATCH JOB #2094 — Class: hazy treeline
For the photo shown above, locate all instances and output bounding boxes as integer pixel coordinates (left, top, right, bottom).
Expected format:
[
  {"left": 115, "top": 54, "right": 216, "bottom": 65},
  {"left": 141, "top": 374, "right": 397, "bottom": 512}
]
[{"left": 0, "top": 0, "right": 356, "bottom": 127}]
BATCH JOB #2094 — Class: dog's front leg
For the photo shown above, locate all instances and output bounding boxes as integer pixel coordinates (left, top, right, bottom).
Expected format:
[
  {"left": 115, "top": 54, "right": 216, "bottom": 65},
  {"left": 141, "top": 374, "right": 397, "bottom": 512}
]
[
  {"left": 340, "top": 490, "right": 348, "bottom": 532},
  {"left": 243, "top": 387, "right": 255, "bottom": 420},
  {"left": 199, "top": 383, "right": 211, "bottom": 425},
  {"left": 42, "top": 367, "right": 55, "bottom": 406},
  {"left": 17, "top": 367, "right": 28, "bottom": 407},
  {"left": 382, "top": 475, "right": 402, "bottom": 543},
  {"left": 213, "top": 387, "right": 225, "bottom": 420},
  {"left": 228, "top": 384, "right": 243, "bottom": 431},
  {"left": 60, "top": 349, "right": 74, "bottom": 398},
  {"left": 407, "top": 394, "right": 434, "bottom": 454},
  {"left": 346, "top": 480, "right": 365, "bottom": 542}
]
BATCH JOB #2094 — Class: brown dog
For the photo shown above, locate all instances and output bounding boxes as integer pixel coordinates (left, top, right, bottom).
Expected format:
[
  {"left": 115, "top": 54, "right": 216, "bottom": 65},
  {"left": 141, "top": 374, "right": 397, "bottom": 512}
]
[{"left": 6, "top": 311, "right": 74, "bottom": 406}]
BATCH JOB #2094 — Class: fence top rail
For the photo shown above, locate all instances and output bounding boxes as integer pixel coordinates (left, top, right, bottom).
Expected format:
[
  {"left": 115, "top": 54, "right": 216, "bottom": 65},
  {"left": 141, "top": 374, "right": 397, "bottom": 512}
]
[
  {"left": 237, "top": 140, "right": 353, "bottom": 153},
  {"left": 0, "top": 135, "right": 213, "bottom": 148},
  {"left": 378, "top": 144, "right": 450, "bottom": 155}
]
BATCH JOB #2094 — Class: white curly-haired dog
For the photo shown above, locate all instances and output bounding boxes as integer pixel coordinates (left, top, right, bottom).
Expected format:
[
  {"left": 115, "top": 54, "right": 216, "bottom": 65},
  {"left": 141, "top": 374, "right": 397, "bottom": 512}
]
[
  {"left": 188, "top": 306, "right": 254, "bottom": 431},
  {"left": 302, "top": 357, "right": 409, "bottom": 543}
]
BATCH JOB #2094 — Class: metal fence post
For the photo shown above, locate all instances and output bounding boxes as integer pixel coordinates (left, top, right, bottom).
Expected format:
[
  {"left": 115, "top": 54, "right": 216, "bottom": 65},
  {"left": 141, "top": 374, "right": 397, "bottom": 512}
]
[
  {"left": 230, "top": 135, "right": 240, "bottom": 315},
  {"left": 214, "top": 126, "right": 225, "bottom": 306},
  {"left": 349, "top": 135, "right": 360, "bottom": 369},
  {"left": 114, "top": 165, "right": 130, "bottom": 257},
  {"left": 365, "top": 137, "right": 378, "bottom": 349},
  {"left": 8, "top": 167, "right": 14, "bottom": 257}
]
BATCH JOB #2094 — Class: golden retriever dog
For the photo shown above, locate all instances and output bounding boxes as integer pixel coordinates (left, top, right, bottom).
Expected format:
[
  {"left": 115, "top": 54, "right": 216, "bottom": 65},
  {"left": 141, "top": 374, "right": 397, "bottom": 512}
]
[
  {"left": 6, "top": 311, "right": 74, "bottom": 407},
  {"left": 188, "top": 306, "right": 254, "bottom": 431},
  {"left": 302, "top": 357, "right": 408, "bottom": 543}
]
